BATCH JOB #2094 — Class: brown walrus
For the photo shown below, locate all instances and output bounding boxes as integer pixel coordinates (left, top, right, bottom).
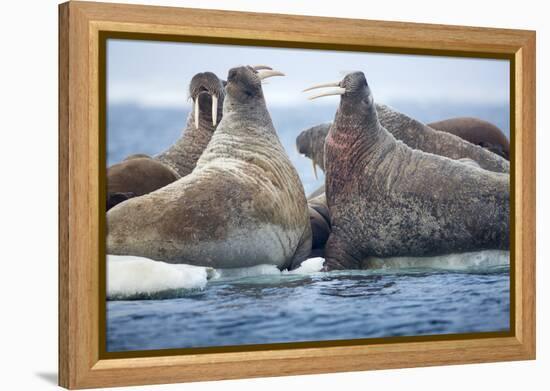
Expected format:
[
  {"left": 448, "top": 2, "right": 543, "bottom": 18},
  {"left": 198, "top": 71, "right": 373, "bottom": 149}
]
[
  {"left": 428, "top": 117, "right": 510, "bottom": 160},
  {"left": 107, "top": 155, "right": 179, "bottom": 209},
  {"left": 296, "top": 110, "right": 509, "bottom": 176},
  {"left": 306, "top": 72, "right": 509, "bottom": 270},
  {"left": 106, "top": 72, "right": 225, "bottom": 210},
  {"left": 107, "top": 66, "right": 312, "bottom": 270}
]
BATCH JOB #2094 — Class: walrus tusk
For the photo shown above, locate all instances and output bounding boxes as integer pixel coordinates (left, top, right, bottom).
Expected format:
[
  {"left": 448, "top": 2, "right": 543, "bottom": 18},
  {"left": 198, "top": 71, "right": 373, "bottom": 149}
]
[
  {"left": 302, "top": 81, "right": 341, "bottom": 92},
  {"left": 194, "top": 98, "right": 199, "bottom": 129},
  {"left": 312, "top": 160, "right": 318, "bottom": 180},
  {"left": 252, "top": 65, "right": 273, "bottom": 71},
  {"left": 257, "top": 70, "right": 285, "bottom": 80},
  {"left": 212, "top": 95, "right": 218, "bottom": 126},
  {"left": 307, "top": 87, "right": 346, "bottom": 100}
]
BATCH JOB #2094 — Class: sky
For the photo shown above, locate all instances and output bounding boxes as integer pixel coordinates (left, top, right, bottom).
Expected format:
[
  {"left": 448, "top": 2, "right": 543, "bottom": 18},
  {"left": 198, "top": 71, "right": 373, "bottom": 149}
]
[{"left": 107, "top": 39, "right": 510, "bottom": 109}]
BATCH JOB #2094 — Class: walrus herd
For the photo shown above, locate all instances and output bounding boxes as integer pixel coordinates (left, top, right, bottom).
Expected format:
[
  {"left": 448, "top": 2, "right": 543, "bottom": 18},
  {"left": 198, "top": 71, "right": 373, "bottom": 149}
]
[
  {"left": 106, "top": 66, "right": 510, "bottom": 271},
  {"left": 106, "top": 72, "right": 226, "bottom": 210}
]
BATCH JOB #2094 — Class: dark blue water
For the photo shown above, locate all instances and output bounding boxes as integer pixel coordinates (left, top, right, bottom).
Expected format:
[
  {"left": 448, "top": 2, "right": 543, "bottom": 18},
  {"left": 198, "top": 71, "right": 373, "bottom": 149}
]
[
  {"left": 107, "top": 267, "right": 509, "bottom": 351},
  {"left": 106, "top": 102, "right": 510, "bottom": 352}
]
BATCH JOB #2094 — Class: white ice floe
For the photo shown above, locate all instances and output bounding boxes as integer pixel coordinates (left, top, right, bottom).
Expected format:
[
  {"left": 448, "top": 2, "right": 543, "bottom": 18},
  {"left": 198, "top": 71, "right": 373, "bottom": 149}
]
[
  {"left": 107, "top": 255, "right": 211, "bottom": 299},
  {"left": 362, "top": 249, "right": 509, "bottom": 271},
  {"left": 107, "top": 255, "right": 326, "bottom": 300},
  {"left": 286, "top": 257, "right": 325, "bottom": 274},
  {"left": 214, "top": 257, "right": 326, "bottom": 279}
]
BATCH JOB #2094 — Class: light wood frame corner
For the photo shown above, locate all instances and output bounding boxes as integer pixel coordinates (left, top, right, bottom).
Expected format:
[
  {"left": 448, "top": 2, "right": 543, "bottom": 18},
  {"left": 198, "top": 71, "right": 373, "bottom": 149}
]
[{"left": 59, "top": 1, "right": 536, "bottom": 389}]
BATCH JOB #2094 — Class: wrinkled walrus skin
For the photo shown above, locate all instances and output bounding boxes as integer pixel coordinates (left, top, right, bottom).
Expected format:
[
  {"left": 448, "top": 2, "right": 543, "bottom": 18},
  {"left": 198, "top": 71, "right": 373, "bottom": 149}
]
[
  {"left": 106, "top": 72, "right": 225, "bottom": 210},
  {"left": 321, "top": 72, "right": 509, "bottom": 271},
  {"left": 107, "top": 66, "right": 312, "bottom": 270},
  {"left": 296, "top": 108, "right": 509, "bottom": 175}
]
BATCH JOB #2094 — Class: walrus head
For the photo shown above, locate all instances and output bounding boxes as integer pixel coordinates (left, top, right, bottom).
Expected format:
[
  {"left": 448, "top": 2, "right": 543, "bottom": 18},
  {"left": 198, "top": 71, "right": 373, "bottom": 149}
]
[
  {"left": 225, "top": 65, "right": 285, "bottom": 104},
  {"left": 189, "top": 71, "right": 226, "bottom": 130},
  {"left": 305, "top": 71, "right": 377, "bottom": 131},
  {"left": 296, "top": 123, "right": 330, "bottom": 178}
]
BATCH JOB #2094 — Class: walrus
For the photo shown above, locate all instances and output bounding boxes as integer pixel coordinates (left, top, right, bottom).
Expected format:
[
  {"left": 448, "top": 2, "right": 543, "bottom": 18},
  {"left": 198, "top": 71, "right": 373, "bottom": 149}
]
[
  {"left": 155, "top": 72, "right": 226, "bottom": 176},
  {"left": 306, "top": 72, "right": 509, "bottom": 270},
  {"left": 428, "top": 117, "right": 510, "bottom": 160},
  {"left": 107, "top": 65, "right": 312, "bottom": 270},
  {"left": 304, "top": 154, "right": 481, "bottom": 258},
  {"left": 106, "top": 72, "right": 225, "bottom": 210},
  {"left": 296, "top": 110, "right": 509, "bottom": 176}
]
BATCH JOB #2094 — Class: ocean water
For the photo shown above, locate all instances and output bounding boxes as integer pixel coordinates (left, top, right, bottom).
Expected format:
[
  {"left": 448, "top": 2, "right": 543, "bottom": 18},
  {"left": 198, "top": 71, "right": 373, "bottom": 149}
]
[
  {"left": 106, "top": 254, "right": 509, "bottom": 352},
  {"left": 106, "top": 101, "right": 510, "bottom": 352}
]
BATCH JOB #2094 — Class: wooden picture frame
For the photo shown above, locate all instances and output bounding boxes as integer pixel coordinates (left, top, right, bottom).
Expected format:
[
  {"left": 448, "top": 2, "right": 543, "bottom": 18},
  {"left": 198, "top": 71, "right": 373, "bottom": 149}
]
[{"left": 59, "top": 1, "right": 536, "bottom": 389}]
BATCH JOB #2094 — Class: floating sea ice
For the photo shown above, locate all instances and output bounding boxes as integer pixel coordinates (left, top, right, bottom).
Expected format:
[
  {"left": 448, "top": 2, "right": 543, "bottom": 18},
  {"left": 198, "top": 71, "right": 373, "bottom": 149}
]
[
  {"left": 286, "top": 257, "right": 325, "bottom": 274},
  {"left": 207, "top": 257, "right": 326, "bottom": 281},
  {"left": 107, "top": 255, "right": 211, "bottom": 299},
  {"left": 363, "top": 250, "right": 510, "bottom": 271}
]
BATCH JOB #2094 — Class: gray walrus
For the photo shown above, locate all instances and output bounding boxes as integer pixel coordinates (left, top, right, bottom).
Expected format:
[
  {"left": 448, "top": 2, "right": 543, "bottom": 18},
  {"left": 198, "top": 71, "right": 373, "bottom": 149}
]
[
  {"left": 428, "top": 117, "right": 510, "bottom": 160},
  {"left": 304, "top": 156, "right": 480, "bottom": 258},
  {"left": 106, "top": 72, "right": 225, "bottom": 210},
  {"left": 305, "top": 72, "right": 509, "bottom": 270},
  {"left": 107, "top": 66, "right": 312, "bottom": 270},
  {"left": 296, "top": 110, "right": 509, "bottom": 177}
]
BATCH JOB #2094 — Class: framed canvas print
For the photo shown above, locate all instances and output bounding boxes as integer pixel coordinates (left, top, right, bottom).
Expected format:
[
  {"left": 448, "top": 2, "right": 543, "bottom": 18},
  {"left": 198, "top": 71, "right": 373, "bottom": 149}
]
[{"left": 58, "top": 1, "right": 536, "bottom": 389}]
